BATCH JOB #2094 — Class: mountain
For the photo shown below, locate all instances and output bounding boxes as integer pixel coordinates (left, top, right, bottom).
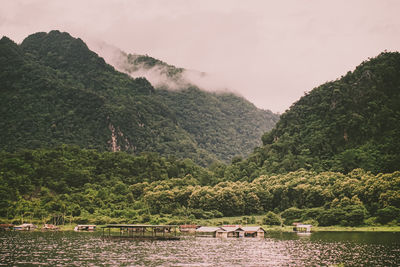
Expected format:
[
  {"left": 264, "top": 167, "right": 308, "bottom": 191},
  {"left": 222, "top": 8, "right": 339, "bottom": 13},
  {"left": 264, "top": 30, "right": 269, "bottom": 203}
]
[
  {"left": 224, "top": 51, "right": 400, "bottom": 179},
  {"left": 106, "top": 50, "right": 279, "bottom": 162},
  {"left": 0, "top": 30, "right": 278, "bottom": 165}
]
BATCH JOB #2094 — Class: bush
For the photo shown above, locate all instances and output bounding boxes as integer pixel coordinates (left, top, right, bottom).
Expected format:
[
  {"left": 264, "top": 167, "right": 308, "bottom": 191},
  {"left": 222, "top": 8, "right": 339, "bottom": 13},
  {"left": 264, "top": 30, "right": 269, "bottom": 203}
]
[
  {"left": 318, "top": 209, "right": 345, "bottom": 226},
  {"left": 211, "top": 210, "right": 223, "bottom": 218},
  {"left": 364, "top": 216, "right": 377, "bottom": 226},
  {"left": 74, "top": 216, "right": 90, "bottom": 224},
  {"left": 318, "top": 205, "right": 367, "bottom": 226},
  {"left": 93, "top": 216, "right": 111, "bottom": 225},
  {"left": 263, "top": 211, "right": 281, "bottom": 225},
  {"left": 168, "top": 219, "right": 186, "bottom": 225},
  {"left": 343, "top": 205, "right": 367, "bottom": 226},
  {"left": 281, "top": 207, "right": 303, "bottom": 225},
  {"left": 140, "top": 214, "right": 151, "bottom": 223},
  {"left": 302, "top": 207, "right": 324, "bottom": 221},
  {"left": 376, "top": 206, "right": 400, "bottom": 224},
  {"left": 190, "top": 209, "right": 208, "bottom": 219}
]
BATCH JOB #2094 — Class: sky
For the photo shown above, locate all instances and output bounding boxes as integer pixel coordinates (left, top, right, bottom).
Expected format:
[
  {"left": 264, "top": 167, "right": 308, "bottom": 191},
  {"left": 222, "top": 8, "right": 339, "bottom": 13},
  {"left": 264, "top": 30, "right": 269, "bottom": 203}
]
[{"left": 1, "top": 0, "right": 400, "bottom": 113}]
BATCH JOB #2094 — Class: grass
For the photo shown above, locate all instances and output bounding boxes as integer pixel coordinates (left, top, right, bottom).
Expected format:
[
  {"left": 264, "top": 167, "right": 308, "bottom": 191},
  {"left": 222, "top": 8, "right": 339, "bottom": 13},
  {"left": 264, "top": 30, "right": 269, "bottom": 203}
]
[{"left": 311, "top": 225, "right": 400, "bottom": 232}]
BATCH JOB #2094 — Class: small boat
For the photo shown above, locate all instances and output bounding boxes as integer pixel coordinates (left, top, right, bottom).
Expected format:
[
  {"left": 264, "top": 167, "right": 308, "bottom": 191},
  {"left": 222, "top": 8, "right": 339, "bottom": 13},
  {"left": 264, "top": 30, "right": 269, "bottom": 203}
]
[
  {"left": 293, "top": 223, "right": 312, "bottom": 233},
  {"left": 74, "top": 225, "right": 96, "bottom": 231},
  {"left": 14, "top": 223, "right": 37, "bottom": 231},
  {"left": 0, "top": 224, "right": 14, "bottom": 231},
  {"left": 42, "top": 224, "right": 59, "bottom": 231}
]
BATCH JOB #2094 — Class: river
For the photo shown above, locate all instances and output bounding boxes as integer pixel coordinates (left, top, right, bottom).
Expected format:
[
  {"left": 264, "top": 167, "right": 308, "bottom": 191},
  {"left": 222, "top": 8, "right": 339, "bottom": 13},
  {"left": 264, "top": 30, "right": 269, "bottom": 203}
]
[{"left": 0, "top": 231, "right": 399, "bottom": 266}]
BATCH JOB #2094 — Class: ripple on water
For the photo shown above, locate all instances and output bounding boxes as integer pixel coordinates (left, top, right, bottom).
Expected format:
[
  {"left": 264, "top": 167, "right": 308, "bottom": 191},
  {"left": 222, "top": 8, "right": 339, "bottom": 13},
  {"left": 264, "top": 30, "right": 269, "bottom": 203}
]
[{"left": 0, "top": 231, "right": 399, "bottom": 266}]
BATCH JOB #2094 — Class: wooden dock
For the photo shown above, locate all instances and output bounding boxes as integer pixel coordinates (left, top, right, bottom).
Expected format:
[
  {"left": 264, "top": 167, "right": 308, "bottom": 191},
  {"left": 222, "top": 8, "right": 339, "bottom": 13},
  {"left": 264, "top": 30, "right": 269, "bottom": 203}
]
[{"left": 101, "top": 224, "right": 180, "bottom": 240}]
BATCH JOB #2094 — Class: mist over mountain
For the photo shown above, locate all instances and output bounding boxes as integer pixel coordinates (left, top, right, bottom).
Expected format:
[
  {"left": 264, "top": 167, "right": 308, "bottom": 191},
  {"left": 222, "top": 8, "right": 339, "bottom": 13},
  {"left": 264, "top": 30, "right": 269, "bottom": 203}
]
[
  {"left": 0, "top": 30, "right": 278, "bottom": 165},
  {"left": 89, "top": 40, "right": 239, "bottom": 94}
]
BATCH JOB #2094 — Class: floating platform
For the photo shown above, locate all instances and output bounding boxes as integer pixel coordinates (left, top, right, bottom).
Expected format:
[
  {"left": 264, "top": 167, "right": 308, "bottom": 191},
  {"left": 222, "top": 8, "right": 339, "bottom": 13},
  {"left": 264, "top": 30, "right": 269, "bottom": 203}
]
[
  {"left": 103, "top": 235, "right": 180, "bottom": 241},
  {"left": 101, "top": 224, "right": 180, "bottom": 241}
]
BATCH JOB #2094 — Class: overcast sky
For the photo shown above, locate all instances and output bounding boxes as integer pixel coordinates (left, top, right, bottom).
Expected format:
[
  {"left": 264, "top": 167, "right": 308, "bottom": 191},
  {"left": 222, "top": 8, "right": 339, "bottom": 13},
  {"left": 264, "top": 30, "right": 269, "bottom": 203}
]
[{"left": 1, "top": 0, "right": 400, "bottom": 112}]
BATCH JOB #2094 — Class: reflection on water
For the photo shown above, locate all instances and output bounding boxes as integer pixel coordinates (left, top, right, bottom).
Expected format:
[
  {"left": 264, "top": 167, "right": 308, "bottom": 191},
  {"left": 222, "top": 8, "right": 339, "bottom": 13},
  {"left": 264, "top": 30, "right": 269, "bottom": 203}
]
[{"left": 0, "top": 231, "right": 399, "bottom": 266}]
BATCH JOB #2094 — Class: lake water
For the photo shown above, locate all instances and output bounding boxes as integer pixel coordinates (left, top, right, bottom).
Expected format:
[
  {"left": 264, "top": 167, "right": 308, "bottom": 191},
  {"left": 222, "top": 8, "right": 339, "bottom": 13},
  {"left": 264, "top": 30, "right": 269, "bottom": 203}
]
[{"left": 0, "top": 231, "right": 399, "bottom": 266}]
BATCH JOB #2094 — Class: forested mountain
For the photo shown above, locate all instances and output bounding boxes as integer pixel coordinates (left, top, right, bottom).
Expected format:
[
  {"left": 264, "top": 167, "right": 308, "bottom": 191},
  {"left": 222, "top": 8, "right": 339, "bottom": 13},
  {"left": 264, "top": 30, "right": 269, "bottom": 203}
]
[
  {"left": 1, "top": 32, "right": 399, "bottom": 227},
  {"left": 0, "top": 30, "right": 278, "bottom": 165},
  {"left": 100, "top": 48, "right": 279, "bottom": 162},
  {"left": 224, "top": 52, "right": 400, "bottom": 179}
]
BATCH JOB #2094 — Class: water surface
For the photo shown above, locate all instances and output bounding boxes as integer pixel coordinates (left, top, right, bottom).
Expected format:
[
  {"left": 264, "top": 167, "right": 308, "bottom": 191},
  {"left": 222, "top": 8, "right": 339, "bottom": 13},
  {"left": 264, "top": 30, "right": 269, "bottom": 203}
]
[{"left": 0, "top": 231, "right": 399, "bottom": 266}]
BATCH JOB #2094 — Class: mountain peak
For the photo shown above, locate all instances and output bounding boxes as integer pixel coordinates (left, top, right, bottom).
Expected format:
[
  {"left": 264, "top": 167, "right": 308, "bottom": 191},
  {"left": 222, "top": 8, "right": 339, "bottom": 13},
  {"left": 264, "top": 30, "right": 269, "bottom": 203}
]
[
  {"left": 20, "top": 30, "right": 109, "bottom": 73},
  {"left": 0, "top": 30, "right": 278, "bottom": 165}
]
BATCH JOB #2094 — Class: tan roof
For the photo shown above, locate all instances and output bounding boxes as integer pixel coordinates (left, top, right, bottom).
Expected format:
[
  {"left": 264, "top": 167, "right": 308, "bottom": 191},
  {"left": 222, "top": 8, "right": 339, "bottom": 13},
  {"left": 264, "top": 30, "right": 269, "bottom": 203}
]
[
  {"left": 196, "top": 226, "right": 221, "bottom": 232},
  {"left": 242, "top": 226, "right": 265, "bottom": 232},
  {"left": 220, "top": 226, "right": 244, "bottom": 232}
]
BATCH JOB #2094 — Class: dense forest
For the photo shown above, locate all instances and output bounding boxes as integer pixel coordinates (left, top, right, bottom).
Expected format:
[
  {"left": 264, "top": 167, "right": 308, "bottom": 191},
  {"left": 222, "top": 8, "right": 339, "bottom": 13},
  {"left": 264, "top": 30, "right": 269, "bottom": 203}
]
[
  {"left": 0, "top": 30, "right": 278, "bottom": 166},
  {"left": 225, "top": 51, "right": 400, "bottom": 179},
  {"left": 1, "top": 31, "right": 399, "bottom": 227},
  {"left": 0, "top": 146, "right": 399, "bottom": 226}
]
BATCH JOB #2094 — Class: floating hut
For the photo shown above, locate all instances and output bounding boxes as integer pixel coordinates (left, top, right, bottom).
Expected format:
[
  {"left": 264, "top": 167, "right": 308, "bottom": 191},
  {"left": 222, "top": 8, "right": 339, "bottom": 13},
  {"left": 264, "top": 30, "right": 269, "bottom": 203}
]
[
  {"left": 14, "top": 223, "right": 37, "bottom": 231},
  {"left": 293, "top": 223, "right": 312, "bottom": 233},
  {"left": 0, "top": 224, "right": 14, "bottom": 231},
  {"left": 195, "top": 226, "right": 222, "bottom": 237},
  {"left": 219, "top": 226, "right": 245, "bottom": 238},
  {"left": 242, "top": 226, "right": 266, "bottom": 237},
  {"left": 101, "top": 224, "right": 180, "bottom": 240},
  {"left": 196, "top": 225, "right": 265, "bottom": 238},
  {"left": 179, "top": 224, "right": 198, "bottom": 233},
  {"left": 74, "top": 225, "right": 96, "bottom": 231}
]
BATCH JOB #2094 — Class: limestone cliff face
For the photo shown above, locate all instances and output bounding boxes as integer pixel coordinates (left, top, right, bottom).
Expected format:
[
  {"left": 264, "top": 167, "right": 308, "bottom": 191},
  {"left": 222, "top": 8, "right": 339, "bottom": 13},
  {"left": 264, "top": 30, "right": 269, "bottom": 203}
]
[{"left": 108, "top": 123, "right": 133, "bottom": 152}]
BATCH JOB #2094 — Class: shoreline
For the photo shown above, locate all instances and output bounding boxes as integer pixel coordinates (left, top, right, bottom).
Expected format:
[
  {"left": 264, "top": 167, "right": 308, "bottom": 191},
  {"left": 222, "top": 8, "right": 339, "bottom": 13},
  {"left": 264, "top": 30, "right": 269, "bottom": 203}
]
[
  {"left": 2, "top": 223, "right": 399, "bottom": 233},
  {"left": 264, "top": 225, "right": 400, "bottom": 232}
]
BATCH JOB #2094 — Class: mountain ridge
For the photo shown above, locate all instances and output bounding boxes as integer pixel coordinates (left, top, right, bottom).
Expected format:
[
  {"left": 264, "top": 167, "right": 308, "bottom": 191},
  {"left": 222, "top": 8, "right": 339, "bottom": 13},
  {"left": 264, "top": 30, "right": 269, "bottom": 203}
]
[
  {"left": 221, "top": 51, "right": 400, "bottom": 180},
  {"left": 0, "top": 30, "right": 279, "bottom": 165}
]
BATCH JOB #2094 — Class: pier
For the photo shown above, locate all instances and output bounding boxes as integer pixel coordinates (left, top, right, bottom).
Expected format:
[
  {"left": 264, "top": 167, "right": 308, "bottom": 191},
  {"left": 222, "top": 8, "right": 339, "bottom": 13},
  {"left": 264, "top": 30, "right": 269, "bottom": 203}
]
[{"left": 101, "top": 224, "right": 180, "bottom": 240}]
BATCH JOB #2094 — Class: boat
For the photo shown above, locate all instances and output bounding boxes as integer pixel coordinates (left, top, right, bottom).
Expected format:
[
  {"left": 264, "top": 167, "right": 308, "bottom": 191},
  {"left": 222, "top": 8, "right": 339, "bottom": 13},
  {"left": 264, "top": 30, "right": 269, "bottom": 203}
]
[
  {"left": 14, "top": 223, "right": 37, "bottom": 231},
  {"left": 74, "top": 225, "right": 96, "bottom": 231},
  {"left": 42, "top": 224, "right": 59, "bottom": 231},
  {"left": 293, "top": 223, "right": 312, "bottom": 233}
]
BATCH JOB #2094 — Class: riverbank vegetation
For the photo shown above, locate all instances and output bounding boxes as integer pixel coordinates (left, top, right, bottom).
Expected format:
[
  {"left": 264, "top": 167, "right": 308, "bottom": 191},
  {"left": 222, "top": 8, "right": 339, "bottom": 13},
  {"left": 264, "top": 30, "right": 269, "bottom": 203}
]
[{"left": 1, "top": 146, "right": 399, "bottom": 228}]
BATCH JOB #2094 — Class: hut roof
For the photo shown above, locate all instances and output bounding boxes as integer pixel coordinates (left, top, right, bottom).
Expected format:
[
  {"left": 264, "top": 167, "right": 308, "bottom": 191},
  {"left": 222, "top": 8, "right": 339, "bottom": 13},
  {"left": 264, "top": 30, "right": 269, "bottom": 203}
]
[
  {"left": 196, "top": 226, "right": 221, "bottom": 233},
  {"left": 220, "top": 226, "right": 244, "bottom": 232},
  {"left": 0, "top": 224, "right": 14, "bottom": 227},
  {"left": 296, "top": 224, "right": 312, "bottom": 227},
  {"left": 242, "top": 226, "right": 266, "bottom": 232}
]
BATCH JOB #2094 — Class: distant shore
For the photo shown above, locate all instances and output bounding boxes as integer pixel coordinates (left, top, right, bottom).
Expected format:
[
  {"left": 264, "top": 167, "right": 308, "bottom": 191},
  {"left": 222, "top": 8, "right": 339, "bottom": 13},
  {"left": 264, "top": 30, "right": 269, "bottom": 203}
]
[
  {"left": 264, "top": 225, "right": 400, "bottom": 232},
  {"left": 2, "top": 223, "right": 399, "bottom": 233}
]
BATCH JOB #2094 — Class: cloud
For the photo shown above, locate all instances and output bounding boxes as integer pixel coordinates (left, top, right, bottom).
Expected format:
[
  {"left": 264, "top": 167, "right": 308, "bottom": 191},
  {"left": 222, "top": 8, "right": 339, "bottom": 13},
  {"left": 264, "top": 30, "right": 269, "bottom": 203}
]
[
  {"left": 1, "top": 0, "right": 400, "bottom": 112},
  {"left": 89, "top": 40, "right": 237, "bottom": 94}
]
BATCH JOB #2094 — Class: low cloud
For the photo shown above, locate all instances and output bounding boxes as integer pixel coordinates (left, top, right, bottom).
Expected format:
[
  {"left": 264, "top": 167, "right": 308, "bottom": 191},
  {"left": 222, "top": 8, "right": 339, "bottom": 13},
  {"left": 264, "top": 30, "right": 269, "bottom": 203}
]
[{"left": 89, "top": 40, "right": 236, "bottom": 94}]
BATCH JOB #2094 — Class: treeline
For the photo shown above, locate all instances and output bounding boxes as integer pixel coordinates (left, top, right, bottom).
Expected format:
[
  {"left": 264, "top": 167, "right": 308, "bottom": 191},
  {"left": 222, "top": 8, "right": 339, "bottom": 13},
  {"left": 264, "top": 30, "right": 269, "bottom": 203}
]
[{"left": 1, "top": 146, "right": 399, "bottom": 226}]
